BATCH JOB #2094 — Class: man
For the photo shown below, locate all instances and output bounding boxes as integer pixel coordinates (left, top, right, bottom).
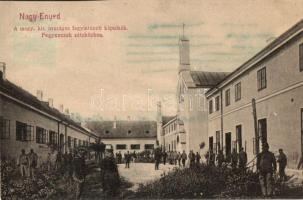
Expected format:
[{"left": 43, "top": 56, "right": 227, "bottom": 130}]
[
  {"left": 117, "top": 151, "right": 122, "bottom": 164},
  {"left": 124, "top": 151, "right": 131, "bottom": 168},
  {"left": 100, "top": 149, "right": 120, "bottom": 197},
  {"left": 216, "top": 150, "right": 224, "bottom": 168},
  {"left": 27, "top": 149, "right": 38, "bottom": 178},
  {"left": 188, "top": 150, "right": 195, "bottom": 168},
  {"left": 173, "top": 151, "right": 178, "bottom": 165},
  {"left": 238, "top": 147, "right": 247, "bottom": 172},
  {"left": 257, "top": 142, "right": 277, "bottom": 197},
  {"left": 277, "top": 148, "right": 287, "bottom": 181},
  {"left": 162, "top": 151, "right": 167, "bottom": 165},
  {"left": 195, "top": 152, "right": 201, "bottom": 164},
  {"left": 154, "top": 147, "right": 162, "bottom": 170},
  {"left": 18, "top": 149, "right": 28, "bottom": 177},
  {"left": 181, "top": 150, "right": 187, "bottom": 167},
  {"left": 231, "top": 148, "right": 238, "bottom": 169},
  {"left": 177, "top": 152, "right": 182, "bottom": 166}
]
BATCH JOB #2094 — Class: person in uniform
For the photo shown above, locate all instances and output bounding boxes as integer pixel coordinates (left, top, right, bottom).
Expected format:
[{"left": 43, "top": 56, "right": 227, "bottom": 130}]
[
  {"left": 257, "top": 142, "right": 277, "bottom": 197},
  {"left": 277, "top": 148, "right": 287, "bottom": 181},
  {"left": 238, "top": 147, "right": 247, "bottom": 172},
  {"left": 100, "top": 148, "right": 120, "bottom": 197}
]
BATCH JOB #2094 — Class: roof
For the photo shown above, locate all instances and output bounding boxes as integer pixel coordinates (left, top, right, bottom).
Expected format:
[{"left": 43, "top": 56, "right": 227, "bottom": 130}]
[
  {"left": 162, "top": 115, "right": 176, "bottom": 125},
  {"left": 86, "top": 120, "right": 157, "bottom": 139},
  {"left": 206, "top": 18, "right": 303, "bottom": 96},
  {"left": 190, "top": 71, "right": 230, "bottom": 87},
  {"left": 0, "top": 78, "right": 98, "bottom": 138}
]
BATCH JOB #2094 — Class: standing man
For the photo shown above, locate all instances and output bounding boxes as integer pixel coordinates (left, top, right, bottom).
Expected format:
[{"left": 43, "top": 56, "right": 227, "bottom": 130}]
[
  {"left": 195, "top": 152, "right": 201, "bottom": 164},
  {"left": 124, "top": 151, "right": 131, "bottom": 168},
  {"left": 27, "top": 149, "right": 38, "bottom": 178},
  {"left": 177, "top": 152, "right": 182, "bottom": 166},
  {"left": 216, "top": 150, "right": 224, "bottom": 168},
  {"left": 181, "top": 150, "right": 187, "bottom": 167},
  {"left": 231, "top": 148, "right": 238, "bottom": 169},
  {"left": 188, "top": 150, "right": 195, "bottom": 168},
  {"left": 162, "top": 151, "right": 167, "bottom": 165},
  {"left": 238, "top": 147, "right": 247, "bottom": 172},
  {"left": 277, "top": 148, "right": 287, "bottom": 181},
  {"left": 18, "top": 149, "right": 28, "bottom": 177},
  {"left": 154, "top": 147, "right": 162, "bottom": 170},
  {"left": 257, "top": 142, "right": 277, "bottom": 198}
]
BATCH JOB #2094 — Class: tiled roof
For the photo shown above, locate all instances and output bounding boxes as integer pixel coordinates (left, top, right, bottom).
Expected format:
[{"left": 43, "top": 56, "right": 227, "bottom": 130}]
[
  {"left": 190, "top": 71, "right": 230, "bottom": 87},
  {"left": 86, "top": 120, "right": 157, "bottom": 139},
  {"left": 0, "top": 78, "right": 97, "bottom": 138}
]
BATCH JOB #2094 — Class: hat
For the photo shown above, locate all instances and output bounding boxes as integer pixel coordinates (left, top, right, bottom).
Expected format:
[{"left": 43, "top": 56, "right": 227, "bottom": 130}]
[{"left": 263, "top": 142, "right": 269, "bottom": 148}]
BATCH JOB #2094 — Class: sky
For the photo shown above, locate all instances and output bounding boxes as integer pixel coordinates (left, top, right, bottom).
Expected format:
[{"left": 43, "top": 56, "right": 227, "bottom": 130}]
[{"left": 0, "top": 0, "right": 303, "bottom": 121}]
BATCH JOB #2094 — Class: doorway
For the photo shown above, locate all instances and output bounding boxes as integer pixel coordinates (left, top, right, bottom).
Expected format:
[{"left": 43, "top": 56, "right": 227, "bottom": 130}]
[
  {"left": 236, "top": 125, "right": 242, "bottom": 152},
  {"left": 258, "top": 118, "right": 267, "bottom": 147},
  {"left": 225, "top": 132, "right": 231, "bottom": 161},
  {"left": 209, "top": 136, "right": 214, "bottom": 152}
]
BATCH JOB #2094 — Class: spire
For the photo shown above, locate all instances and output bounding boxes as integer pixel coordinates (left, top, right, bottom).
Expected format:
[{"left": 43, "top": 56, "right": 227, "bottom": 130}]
[{"left": 178, "top": 23, "right": 190, "bottom": 74}]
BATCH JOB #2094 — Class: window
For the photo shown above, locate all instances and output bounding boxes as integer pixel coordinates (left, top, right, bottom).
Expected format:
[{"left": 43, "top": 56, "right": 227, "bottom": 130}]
[
  {"left": 68, "top": 136, "right": 71, "bottom": 148},
  {"left": 116, "top": 144, "right": 127, "bottom": 150},
  {"left": 300, "top": 43, "right": 303, "bottom": 71},
  {"left": 49, "top": 131, "right": 58, "bottom": 145},
  {"left": 215, "top": 96, "right": 220, "bottom": 111},
  {"left": 16, "top": 121, "right": 34, "bottom": 141},
  {"left": 257, "top": 67, "right": 267, "bottom": 90},
  {"left": 236, "top": 125, "right": 242, "bottom": 152},
  {"left": 225, "top": 89, "right": 230, "bottom": 106},
  {"left": 0, "top": 117, "right": 10, "bottom": 139},
  {"left": 258, "top": 118, "right": 267, "bottom": 144},
  {"left": 209, "top": 100, "right": 213, "bottom": 114},
  {"left": 74, "top": 138, "right": 77, "bottom": 147},
  {"left": 36, "top": 127, "right": 47, "bottom": 144},
  {"left": 144, "top": 144, "right": 154, "bottom": 150},
  {"left": 235, "top": 82, "right": 241, "bottom": 101},
  {"left": 131, "top": 144, "right": 140, "bottom": 150}
]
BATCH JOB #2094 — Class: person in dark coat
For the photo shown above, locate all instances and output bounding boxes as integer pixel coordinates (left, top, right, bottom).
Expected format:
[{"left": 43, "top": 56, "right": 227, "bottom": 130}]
[
  {"left": 195, "top": 152, "right": 201, "bottom": 164},
  {"left": 100, "top": 150, "right": 120, "bottom": 197},
  {"left": 181, "top": 150, "right": 187, "bottom": 167},
  {"left": 162, "top": 151, "right": 167, "bottom": 165},
  {"left": 216, "top": 150, "right": 224, "bottom": 167},
  {"left": 238, "top": 147, "right": 247, "bottom": 172},
  {"left": 231, "top": 148, "right": 238, "bottom": 169},
  {"left": 257, "top": 142, "right": 277, "bottom": 197},
  {"left": 154, "top": 147, "right": 162, "bottom": 170},
  {"left": 277, "top": 148, "right": 287, "bottom": 181},
  {"left": 124, "top": 151, "right": 131, "bottom": 168},
  {"left": 188, "top": 150, "right": 195, "bottom": 168}
]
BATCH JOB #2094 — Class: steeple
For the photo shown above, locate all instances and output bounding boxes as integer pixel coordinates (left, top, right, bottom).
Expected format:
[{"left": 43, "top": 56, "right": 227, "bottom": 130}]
[{"left": 178, "top": 23, "right": 190, "bottom": 74}]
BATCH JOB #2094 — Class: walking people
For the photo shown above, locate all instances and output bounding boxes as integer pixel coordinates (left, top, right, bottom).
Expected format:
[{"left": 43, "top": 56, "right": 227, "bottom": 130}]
[
  {"left": 231, "top": 148, "right": 238, "bottom": 169},
  {"left": 18, "top": 149, "right": 28, "bottom": 177},
  {"left": 238, "top": 147, "right": 247, "bottom": 172},
  {"left": 257, "top": 142, "right": 277, "bottom": 197},
  {"left": 27, "top": 149, "right": 38, "bottom": 178},
  {"left": 277, "top": 148, "right": 287, "bottom": 181},
  {"left": 124, "top": 151, "right": 131, "bottom": 168},
  {"left": 181, "top": 150, "right": 187, "bottom": 167},
  {"left": 216, "top": 150, "right": 224, "bottom": 168},
  {"left": 195, "top": 152, "right": 201, "bottom": 164}
]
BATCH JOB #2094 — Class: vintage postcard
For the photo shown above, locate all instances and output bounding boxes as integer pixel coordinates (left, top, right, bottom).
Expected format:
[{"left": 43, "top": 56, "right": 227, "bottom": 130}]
[{"left": 1, "top": 0, "right": 303, "bottom": 199}]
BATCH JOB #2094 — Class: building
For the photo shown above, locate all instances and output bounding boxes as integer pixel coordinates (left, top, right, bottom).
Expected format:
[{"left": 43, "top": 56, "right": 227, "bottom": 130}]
[
  {"left": 86, "top": 120, "right": 157, "bottom": 154},
  {"left": 206, "top": 19, "right": 303, "bottom": 168},
  {"left": 158, "top": 35, "right": 229, "bottom": 155},
  {"left": 0, "top": 64, "right": 98, "bottom": 163}
]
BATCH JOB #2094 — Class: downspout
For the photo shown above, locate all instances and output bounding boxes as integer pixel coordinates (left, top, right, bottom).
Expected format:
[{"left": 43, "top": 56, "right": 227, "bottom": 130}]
[{"left": 220, "top": 89, "right": 224, "bottom": 152}]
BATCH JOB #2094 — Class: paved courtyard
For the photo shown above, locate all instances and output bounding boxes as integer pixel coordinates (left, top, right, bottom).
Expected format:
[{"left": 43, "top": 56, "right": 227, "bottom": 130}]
[{"left": 118, "top": 163, "right": 179, "bottom": 191}]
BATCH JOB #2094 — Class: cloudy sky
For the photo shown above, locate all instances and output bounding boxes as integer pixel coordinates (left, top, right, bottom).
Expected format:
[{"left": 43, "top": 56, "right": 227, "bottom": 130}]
[{"left": 0, "top": 0, "right": 303, "bottom": 120}]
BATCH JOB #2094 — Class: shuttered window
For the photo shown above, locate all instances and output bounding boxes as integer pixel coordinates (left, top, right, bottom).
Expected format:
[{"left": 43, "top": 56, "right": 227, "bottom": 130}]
[{"left": 257, "top": 67, "right": 267, "bottom": 90}]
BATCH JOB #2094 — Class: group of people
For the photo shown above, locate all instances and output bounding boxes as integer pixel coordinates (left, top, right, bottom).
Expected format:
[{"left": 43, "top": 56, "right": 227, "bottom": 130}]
[{"left": 18, "top": 149, "right": 38, "bottom": 178}]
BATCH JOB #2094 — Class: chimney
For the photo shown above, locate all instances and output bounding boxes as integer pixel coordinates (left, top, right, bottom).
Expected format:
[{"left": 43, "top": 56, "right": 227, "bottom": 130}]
[
  {"left": 113, "top": 116, "right": 117, "bottom": 129},
  {"left": 59, "top": 104, "right": 64, "bottom": 113},
  {"left": 36, "top": 90, "right": 43, "bottom": 101},
  {"left": 0, "top": 62, "right": 6, "bottom": 80},
  {"left": 48, "top": 98, "right": 54, "bottom": 108}
]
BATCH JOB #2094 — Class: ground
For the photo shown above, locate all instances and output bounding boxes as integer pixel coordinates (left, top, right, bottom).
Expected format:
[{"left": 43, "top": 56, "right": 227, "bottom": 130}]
[{"left": 118, "top": 163, "right": 179, "bottom": 191}]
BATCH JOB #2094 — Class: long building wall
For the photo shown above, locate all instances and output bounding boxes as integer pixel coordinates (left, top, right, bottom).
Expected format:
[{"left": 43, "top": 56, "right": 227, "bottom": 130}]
[
  {"left": 1, "top": 96, "right": 97, "bottom": 164},
  {"left": 207, "top": 29, "right": 303, "bottom": 168}
]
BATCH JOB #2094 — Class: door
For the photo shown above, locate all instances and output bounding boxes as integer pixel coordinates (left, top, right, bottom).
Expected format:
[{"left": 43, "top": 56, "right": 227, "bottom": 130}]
[
  {"left": 225, "top": 132, "right": 231, "bottom": 160},
  {"left": 209, "top": 136, "right": 214, "bottom": 152},
  {"left": 59, "top": 134, "right": 64, "bottom": 153},
  {"left": 236, "top": 125, "right": 242, "bottom": 152},
  {"left": 258, "top": 118, "right": 267, "bottom": 147}
]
